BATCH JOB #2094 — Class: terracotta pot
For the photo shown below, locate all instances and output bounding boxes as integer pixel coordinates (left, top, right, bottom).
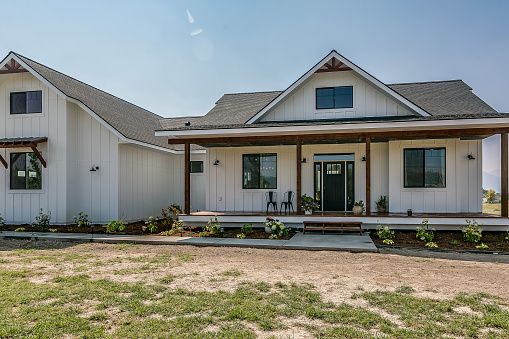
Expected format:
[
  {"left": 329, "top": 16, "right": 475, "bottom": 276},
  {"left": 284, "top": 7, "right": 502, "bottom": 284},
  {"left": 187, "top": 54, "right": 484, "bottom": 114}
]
[{"left": 352, "top": 205, "right": 363, "bottom": 215}]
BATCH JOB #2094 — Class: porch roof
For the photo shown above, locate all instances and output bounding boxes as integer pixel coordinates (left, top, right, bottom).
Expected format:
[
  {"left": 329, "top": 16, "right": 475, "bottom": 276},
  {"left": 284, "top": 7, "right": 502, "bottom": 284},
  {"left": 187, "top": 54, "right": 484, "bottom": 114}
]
[{"left": 0, "top": 137, "right": 48, "bottom": 169}]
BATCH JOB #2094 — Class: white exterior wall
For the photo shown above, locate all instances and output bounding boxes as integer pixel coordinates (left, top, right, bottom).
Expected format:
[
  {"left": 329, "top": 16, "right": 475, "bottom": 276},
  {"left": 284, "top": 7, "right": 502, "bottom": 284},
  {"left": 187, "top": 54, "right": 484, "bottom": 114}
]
[
  {"left": 206, "top": 144, "right": 390, "bottom": 212},
  {"left": 66, "top": 104, "right": 120, "bottom": 224},
  {"left": 0, "top": 73, "right": 69, "bottom": 224},
  {"left": 119, "top": 146, "right": 206, "bottom": 221},
  {"left": 388, "top": 138, "right": 482, "bottom": 213},
  {"left": 261, "top": 72, "right": 412, "bottom": 122}
]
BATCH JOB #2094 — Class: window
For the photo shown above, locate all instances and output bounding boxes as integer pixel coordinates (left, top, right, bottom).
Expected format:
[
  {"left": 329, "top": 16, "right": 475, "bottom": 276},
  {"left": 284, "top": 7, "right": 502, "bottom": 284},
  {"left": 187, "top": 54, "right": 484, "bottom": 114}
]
[
  {"left": 10, "top": 91, "right": 42, "bottom": 114},
  {"left": 316, "top": 86, "right": 353, "bottom": 109},
  {"left": 10, "top": 152, "right": 42, "bottom": 190},
  {"left": 243, "top": 153, "right": 277, "bottom": 189},
  {"left": 404, "top": 148, "right": 445, "bottom": 188},
  {"left": 190, "top": 161, "right": 203, "bottom": 173}
]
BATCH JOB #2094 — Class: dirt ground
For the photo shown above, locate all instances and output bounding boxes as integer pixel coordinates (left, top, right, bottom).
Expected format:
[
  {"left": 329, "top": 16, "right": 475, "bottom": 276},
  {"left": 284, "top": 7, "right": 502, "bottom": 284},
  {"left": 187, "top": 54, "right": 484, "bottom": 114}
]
[{"left": 1, "top": 239, "right": 508, "bottom": 304}]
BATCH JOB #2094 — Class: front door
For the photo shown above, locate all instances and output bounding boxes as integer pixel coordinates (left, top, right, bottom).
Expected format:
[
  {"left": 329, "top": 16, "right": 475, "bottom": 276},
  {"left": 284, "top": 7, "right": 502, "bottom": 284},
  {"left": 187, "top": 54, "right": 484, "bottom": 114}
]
[{"left": 323, "top": 162, "right": 345, "bottom": 211}]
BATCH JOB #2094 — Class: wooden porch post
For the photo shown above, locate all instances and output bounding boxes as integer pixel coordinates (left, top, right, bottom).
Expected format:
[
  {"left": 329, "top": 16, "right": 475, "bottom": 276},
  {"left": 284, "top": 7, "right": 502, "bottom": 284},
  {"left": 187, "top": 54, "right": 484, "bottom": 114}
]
[
  {"left": 296, "top": 137, "right": 302, "bottom": 215},
  {"left": 184, "top": 142, "right": 191, "bottom": 215},
  {"left": 365, "top": 137, "right": 371, "bottom": 216},
  {"left": 502, "top": 133, "right": 508, "bottom": 217}
]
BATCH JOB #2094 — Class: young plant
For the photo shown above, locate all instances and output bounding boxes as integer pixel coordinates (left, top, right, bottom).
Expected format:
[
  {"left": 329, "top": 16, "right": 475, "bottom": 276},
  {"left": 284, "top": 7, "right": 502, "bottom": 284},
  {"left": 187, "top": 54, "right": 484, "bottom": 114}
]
[
  {"left": 169, "top": 203, "right": 182, "bottom": 215},
  {"left": 104, "top": 220, "right": 126, "bottom": 233},
  {"left": 241, "top": 223, "right": 254, "bottom": 234},
  {"left": 425, "top": 242, "right": 438, "bottom": 248},
  {"left": 461, "top": 219, "right": 482, "bottom": 243},
  {"left": 0, "top": 213, "right": 5, "bottom": 229},
  {"left": 73, "top": 211, "right": 90, "bottom": 228},
  {"left": 475, "top": 243, "right": 489, "bottom": 250},
  {"left": 49, "top": 228, "right": 58, "bottom": 233},
  {"left": 416, "top": 218, "right": 434, "bottom": 242},
  {"left": 206, "top": 216, "right": 221, "bottom": 234},
  {"left": 145, "top": 216, "right": 159, "bottom": 234},
  {"left": 376, "top": 195, "right": 387, "bottom": 210},
  {"left": 505, "top": 233, "right": 509, "bottom": 241},
  {"left": 383, "top": 239, "right": 394, "bottom": 245},
  {"left": 14, "top": 227, "right": 25, "bottom": 232},
  {"left": 236, "top": 233, "right": 246, "bottom": 239},
  {"left": 269, "top": 234, "right": 279, "bottom": 239},
  {"left": 376, "top": 224, "right": 395, "bottom": 241},
  {"left": 33, "top": 208, "right": 51, "bottom": 231},
  {"left": 265, "top": 217, "right": 287, "bottom": 237}
]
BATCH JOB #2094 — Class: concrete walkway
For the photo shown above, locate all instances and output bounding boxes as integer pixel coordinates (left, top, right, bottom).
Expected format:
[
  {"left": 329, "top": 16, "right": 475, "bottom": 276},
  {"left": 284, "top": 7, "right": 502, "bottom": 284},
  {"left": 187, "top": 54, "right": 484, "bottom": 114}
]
[{"left": 0, "top": 231, "right": 378, "bottom": 252}]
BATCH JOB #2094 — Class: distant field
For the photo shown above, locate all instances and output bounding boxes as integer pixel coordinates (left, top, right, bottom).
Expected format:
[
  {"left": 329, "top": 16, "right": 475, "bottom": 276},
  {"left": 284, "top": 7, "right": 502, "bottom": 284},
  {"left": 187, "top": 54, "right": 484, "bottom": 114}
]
[{"left": 483, "top": 203, "right": 505, "bottom": 215}]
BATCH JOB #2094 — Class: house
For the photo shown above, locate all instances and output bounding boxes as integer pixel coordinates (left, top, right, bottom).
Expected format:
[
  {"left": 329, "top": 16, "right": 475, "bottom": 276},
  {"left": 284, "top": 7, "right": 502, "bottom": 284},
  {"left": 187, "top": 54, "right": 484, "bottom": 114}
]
[
  {"left": 156, "top": 50, "right": 509, "bottom": 230},
  {"left": 0, "top": 52, "right": 205, "bottom": 225}
]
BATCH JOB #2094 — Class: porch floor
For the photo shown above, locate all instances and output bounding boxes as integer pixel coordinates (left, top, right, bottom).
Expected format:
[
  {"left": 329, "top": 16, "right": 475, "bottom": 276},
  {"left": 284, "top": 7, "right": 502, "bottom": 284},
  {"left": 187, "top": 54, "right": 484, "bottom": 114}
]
[{"left": 184, "top": 211, "right": 501, "bottom": 218}]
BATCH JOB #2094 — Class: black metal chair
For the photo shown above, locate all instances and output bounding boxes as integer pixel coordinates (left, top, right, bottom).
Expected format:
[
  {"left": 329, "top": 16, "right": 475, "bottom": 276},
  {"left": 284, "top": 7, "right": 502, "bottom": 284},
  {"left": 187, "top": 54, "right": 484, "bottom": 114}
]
[
  {"left": 265, "top": 191, "right": 278, "bottom": 213},
  {"left": 281, "top": 191, "right": 294, "bottom": 214}
]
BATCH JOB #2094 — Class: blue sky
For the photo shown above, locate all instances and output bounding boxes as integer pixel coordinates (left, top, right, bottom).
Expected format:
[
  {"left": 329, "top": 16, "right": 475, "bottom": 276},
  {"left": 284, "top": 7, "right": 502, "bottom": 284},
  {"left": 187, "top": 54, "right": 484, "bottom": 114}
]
[{"left": 1, "top": 0, "right": 507, "bottom": 184}]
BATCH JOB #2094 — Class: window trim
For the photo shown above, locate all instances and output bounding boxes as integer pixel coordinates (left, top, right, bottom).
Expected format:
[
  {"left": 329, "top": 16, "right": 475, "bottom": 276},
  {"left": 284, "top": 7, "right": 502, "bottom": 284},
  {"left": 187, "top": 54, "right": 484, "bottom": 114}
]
[
  {"left": 9, "top": 151, "right": 43, "bottom": 190},
  {"left": 403, "top": 147, "right": 446, "bottom": 188},
  {"left": 242, "top": 153, "right": 277, "bottom": 190},
  {"left": 315, "top": 86, "right": 353, "bottom": 110}
]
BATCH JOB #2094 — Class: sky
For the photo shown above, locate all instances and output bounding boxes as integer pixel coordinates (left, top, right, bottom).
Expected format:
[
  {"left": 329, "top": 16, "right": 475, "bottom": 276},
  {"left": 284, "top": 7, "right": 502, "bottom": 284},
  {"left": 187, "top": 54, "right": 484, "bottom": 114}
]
[{"left": 0, "top": 0, "right": 507, "bottom": 185}]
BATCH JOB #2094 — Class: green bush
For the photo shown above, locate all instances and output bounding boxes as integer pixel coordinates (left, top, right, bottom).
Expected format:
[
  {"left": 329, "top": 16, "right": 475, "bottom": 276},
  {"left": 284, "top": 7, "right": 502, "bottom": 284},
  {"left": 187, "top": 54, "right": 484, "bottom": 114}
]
[
  {"left": 236, "top": 233, "right": 246, "bottom": 239},
  {"left": 206, "top": 216, "right": 221, "bottom": 234},
  {"left": 104, "top": 220, "right": 126, "bottom": 233},
  {"left": 416, "top": 218, "right": 434, "bottom": 242},
  {"left": 32, "top": 208, "right": 51, "bottom": 231},
  {"left": 461, "top": 219, "right": 482, "bottom": 243},
  {"left": 73, "top": 211, "right": 90, "bottom": 228},
  {"left": 241, "top": 223, "right": 253, "bottom": 234},
  {"left": 145, "top": 216, "right": 159, "bottom": 234},
  {"left": 376, "top": 225, "right": 395, "bottom": 240}
]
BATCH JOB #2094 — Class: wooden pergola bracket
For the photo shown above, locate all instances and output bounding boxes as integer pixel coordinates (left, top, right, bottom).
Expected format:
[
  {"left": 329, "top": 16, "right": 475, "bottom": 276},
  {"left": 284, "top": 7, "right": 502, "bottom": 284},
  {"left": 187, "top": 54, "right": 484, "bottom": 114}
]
[
  {"left": 30, "top": 147, "right": 46, "bottom": 168},
  {"left": 0, "top": 153, "right": 7, "bottom": 169}
]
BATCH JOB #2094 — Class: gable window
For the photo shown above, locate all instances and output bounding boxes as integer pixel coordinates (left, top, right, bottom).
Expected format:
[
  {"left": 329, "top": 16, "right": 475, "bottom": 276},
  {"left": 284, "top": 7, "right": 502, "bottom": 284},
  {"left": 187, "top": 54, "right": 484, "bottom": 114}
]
[
  {"left": 10, "top": 91, "right": 42, "bottom": 114},
  {"left": 316, "top": 86, "right": 353, "bottom": 109},
  {"left": 404, "top": 148, "right": 445, "bottom": 188},
  {"left": 243, "top": 153, "right": 277, "bottom": 189},
  {"left": 10, "top": 152, "right": 42, "bottom": 190},
  {"left": 190, "top": 161, "right": 203, "bottom": 173}
]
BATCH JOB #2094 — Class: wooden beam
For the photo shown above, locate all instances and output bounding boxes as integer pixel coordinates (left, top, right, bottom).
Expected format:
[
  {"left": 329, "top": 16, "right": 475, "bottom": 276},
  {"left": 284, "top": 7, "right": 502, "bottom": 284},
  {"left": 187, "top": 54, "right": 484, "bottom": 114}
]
[
  {"left": 184, "top": 142, "right": 191, "bottom": 214},
  {"left": 315, "top": 67, "right": 352, "bottom": 73},
  {"left": 0, "top": 69, "right": 28, "bottom": 74},
  {"left": 296, "top": 137, "right": 302, "bottom": 215},
  {"left": 365, "top": 137, "right": 371, "bottom": 216},
  {"left": 502, "top": 133, "right": 508, "bottom": 217},
  {"left": 167, "top": 127, "right": 509, "bottom": 146},
  {"left": 323, "top": 62, "right": 334, "bottom": 69},
  {"left": 0, "top": 153, "right": 7, "bottom": 169},
  {"left": 30, "top": 147, "right": 46, "bottom": 168}
]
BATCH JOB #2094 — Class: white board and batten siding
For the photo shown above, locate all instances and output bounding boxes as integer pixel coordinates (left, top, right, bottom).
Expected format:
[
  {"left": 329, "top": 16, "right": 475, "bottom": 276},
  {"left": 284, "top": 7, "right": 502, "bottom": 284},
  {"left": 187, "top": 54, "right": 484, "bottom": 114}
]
[
  {"left": 388, "top": 139, "right": 482, "bottom": 213},
  {"left": 260, "top": 72, "right": 413, "bottom": 122},
  {"left": 0, "top": 73, "right": 69, "bottom": 224}
]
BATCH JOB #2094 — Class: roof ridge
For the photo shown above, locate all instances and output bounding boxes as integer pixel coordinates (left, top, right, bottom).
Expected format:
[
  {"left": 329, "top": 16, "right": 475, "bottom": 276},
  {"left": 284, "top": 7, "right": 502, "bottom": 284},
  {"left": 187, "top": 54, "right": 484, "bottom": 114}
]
[
  {"left": 223, "top": 90, "right": 283, "bottom": 96},
  {"left": 388, "top": 79, "right": 464, "bottom": 86},
  {"left": 12, "top": 52, "right": 164, "bottom": 119}
]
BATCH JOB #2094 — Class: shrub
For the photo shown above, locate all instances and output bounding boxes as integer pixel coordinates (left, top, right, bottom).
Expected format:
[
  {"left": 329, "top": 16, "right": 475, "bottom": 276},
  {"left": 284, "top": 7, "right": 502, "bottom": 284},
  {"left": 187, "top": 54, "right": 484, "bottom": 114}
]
[
  {"left": 104, "top": 220, "right": 126, "bottom": 233},
  {"left": 73, "top": 211, "right": 90, "bottom": 228},
  {"left": 33, "top": 208, "right": 51, "bottom": 231},
  {"left": 416, "top": 218, "right": 434, "bottom": 242},
  {"left": 206, "top": 216, "right": 221, "bottom": 234},
  {"left": 376, "top": 224, "right": 395, "bottom": 240},
  {"left": 0, "top": 213, "right": 5, "bottom": 228},
  {"left": 145, "top": 216, "right": 159, "bottom": 234},
  {"left": 236, "top": 233, "right": 246, "bottom": 239},
  {"left": 265, "top": 217, "right": 288, "bottom": 237},
  {"left": 241, "top": 223, "right": 253, "bottom": 234},
  {"left": 461, "top": 219, "right": 482, "bottom": 243}
]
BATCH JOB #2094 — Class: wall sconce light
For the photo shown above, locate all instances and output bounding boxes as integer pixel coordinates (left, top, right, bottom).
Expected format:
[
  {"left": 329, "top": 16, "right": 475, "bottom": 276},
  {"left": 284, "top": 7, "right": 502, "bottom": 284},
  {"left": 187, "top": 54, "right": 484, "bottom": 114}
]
[
  {"left": 90, "top": 165, "right": 99, "bottom": 172},
  {"left": 301, "top": 158, "right": 307, "bottom": 163},
  {"left": 467, "top": 154, "right": 476, "bottom": 160},
  {"left": 213, "top": 159, "right": 220, "bottom": 166},
  {"left": 361, "top": 156, "right": 366, "bottom": 162}
]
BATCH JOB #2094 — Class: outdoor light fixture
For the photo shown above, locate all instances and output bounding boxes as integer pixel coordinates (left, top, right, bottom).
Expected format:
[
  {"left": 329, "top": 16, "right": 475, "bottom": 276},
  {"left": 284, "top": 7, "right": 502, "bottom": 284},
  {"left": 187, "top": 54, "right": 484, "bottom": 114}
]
[
  {"left": 213, "top": 159, "right": 220, "bottom": 166},
  {"left": 468, "top": 154, "right": 476, "bottom": 160},
  {"left": 90, "top": 165, "right": 99, "bottom": 172},
  {"left": 301, "top": 158, "right": 307, "bottom": 163},
  {"left": 361, "top": 156, "right": 366, "bottom": 161}
]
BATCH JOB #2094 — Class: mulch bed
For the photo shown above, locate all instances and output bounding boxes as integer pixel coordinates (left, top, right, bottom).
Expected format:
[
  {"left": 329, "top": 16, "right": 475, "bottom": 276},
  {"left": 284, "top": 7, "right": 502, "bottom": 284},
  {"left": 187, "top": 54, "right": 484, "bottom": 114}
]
[
  {"left": 1, "top": 222, "right": 295, "bottom": 240},
  {"left": 370, "top": 230, "right": 509, "bottom": 252}
]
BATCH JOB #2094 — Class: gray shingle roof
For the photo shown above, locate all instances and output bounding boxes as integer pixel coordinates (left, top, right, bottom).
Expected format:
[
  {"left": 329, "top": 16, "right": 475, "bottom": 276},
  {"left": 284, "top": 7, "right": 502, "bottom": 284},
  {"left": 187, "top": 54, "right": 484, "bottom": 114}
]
[
  {"left": 159, "top": 80, "right": 502, "bottom": 131},
  {"left": 15, "top": 53, "right": 173, "bottom": 150}
]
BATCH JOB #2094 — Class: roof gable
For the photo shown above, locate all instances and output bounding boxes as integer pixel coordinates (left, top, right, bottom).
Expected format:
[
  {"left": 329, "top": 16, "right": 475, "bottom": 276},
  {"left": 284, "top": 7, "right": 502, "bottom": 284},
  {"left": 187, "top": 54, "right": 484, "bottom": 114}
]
[{"left": 245, "top": 50, "right": 430, "bottom": 124}]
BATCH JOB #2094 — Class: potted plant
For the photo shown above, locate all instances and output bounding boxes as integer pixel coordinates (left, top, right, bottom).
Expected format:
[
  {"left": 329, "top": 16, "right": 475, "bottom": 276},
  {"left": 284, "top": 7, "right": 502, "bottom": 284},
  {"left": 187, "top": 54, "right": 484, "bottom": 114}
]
[
  {"left": 301, "top": 194, "right": 319, "bottom": 215},
  {"left": 376, "top": 195, "right": 388, "bottom": 213},
  {"left": 352, "top": 200, "right": 364, "bottom": 215}
]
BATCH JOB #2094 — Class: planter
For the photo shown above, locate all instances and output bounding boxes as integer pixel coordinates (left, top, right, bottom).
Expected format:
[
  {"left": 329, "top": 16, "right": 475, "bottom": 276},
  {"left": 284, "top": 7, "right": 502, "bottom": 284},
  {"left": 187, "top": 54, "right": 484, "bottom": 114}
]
[
  {"left": 264, "top": 226, "right": 272, "bottom": 234},
  {"left": 377, "top": 206, "right": 386, "bottom": 213},
  {"left": 304, "top": 210, "right": 312, "bottom": 215},
  {"left": 352, "top": 205, "right": 363, "bottom": 215}
]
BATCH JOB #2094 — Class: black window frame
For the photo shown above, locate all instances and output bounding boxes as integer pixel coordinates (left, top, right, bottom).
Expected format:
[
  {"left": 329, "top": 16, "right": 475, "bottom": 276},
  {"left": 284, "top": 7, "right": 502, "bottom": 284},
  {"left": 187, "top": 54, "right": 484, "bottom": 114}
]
[
  {"left": 315, "top": 86, "right": 353, "bottom": 110},
  {"left": 10, "top": 90, "right": 43, "bottom": 115},
  {"left": 10, "top": 152, "right": 43, "bottom": 190},
  {"left": 190, "top": 161, "right": 203, "bottom": 173},
  {"left": 242, "top": 153, "right": 277, "bottom": 189},
  {"left": 403, "top": 148, "right": 446, "bottom": 188}
]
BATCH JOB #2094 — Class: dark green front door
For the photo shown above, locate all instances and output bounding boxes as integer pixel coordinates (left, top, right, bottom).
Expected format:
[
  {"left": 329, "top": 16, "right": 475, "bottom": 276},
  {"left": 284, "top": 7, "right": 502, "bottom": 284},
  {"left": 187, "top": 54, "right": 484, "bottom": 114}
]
[{"left": 323, "top": 162, "right": 346, "bottom": 211}]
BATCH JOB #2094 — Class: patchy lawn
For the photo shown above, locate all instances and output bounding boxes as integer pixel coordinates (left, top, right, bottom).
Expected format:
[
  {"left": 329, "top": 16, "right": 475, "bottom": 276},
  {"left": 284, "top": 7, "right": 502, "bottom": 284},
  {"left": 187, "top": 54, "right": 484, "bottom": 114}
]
[{"left": 0, "top": 239, "right": 508, "bottom": 338}]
